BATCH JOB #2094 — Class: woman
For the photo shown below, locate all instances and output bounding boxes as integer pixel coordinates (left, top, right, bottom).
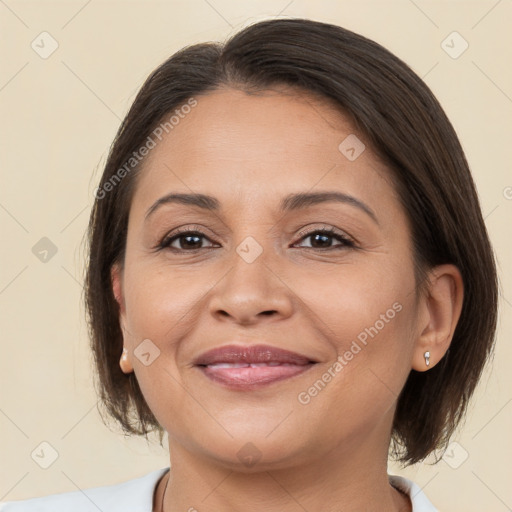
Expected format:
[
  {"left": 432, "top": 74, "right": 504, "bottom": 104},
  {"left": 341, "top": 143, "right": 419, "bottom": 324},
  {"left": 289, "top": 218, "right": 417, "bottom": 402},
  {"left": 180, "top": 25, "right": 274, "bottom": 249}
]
[{"left": 1, "top": 17, "right": 498, "bottom": 512}]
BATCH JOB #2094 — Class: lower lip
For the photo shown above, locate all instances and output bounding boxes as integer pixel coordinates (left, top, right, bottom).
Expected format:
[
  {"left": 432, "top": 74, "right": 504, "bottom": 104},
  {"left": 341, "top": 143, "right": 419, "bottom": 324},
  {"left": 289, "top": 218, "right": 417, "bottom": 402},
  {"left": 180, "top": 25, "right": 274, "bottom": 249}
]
[{"left": 197, "top": 363, "right": 315, "bottom": 390}]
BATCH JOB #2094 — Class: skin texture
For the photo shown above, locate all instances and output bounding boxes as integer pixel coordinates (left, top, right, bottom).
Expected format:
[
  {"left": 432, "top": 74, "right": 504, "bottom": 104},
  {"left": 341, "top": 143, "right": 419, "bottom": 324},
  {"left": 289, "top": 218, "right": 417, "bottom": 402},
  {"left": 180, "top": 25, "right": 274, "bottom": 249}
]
[{"left": 111, "top": 86, "right": 464, "bottom": 512}]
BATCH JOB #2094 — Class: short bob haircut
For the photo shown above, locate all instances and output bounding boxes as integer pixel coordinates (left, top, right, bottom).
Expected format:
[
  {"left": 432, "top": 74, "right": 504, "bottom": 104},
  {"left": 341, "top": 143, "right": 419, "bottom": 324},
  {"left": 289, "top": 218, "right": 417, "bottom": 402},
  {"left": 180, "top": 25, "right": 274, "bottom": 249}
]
[{"left": 84, "top": 18, "right": 498, "bottom": 466}]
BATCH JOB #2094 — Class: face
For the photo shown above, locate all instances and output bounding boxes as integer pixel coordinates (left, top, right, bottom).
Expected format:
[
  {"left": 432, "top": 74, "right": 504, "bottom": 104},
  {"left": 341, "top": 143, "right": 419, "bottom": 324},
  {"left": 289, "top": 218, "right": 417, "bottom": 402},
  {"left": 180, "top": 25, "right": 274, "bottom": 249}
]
[{"left": 112, "top": 86, "right": 423, "bottom": 470}]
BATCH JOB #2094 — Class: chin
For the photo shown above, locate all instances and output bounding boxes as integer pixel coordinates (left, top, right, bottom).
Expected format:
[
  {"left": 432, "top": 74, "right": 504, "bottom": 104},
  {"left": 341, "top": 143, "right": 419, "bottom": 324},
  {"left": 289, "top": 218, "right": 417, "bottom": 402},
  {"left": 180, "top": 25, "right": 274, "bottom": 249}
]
[{"left": 195, "top": 432, "right": 313, "bottom": 473}]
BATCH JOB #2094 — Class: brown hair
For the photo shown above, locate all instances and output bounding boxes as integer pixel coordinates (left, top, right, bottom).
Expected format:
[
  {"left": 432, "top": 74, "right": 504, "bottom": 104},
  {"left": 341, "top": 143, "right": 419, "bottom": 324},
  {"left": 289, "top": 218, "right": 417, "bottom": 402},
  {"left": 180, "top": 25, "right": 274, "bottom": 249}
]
[{"left": 83, "top": 18, "right": 498, "bottom": 465}]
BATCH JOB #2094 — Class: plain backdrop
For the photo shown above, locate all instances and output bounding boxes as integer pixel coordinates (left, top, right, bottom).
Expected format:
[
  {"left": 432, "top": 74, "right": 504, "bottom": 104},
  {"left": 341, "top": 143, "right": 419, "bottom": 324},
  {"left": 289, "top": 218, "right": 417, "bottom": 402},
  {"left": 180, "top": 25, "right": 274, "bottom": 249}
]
[{"left": 0, "top": 1, "right": 511, "bottom": 511}]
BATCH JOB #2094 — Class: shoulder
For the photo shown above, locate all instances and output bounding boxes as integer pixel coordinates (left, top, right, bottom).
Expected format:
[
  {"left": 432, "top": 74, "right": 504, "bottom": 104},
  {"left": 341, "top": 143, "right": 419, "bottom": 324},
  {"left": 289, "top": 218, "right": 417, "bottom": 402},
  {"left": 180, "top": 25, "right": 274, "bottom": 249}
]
[
  {"left": 0, "top": 467, "right": 169, "bottom": 512},
  {"left": 389, "top": 474, "right": 439, "bottom": 512}
]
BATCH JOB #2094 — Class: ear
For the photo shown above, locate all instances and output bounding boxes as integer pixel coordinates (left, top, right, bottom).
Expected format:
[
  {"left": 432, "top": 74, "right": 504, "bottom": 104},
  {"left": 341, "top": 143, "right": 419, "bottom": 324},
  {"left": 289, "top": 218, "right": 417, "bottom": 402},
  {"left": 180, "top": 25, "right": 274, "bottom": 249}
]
[
  {"left": 111, "top": 262, "right": 125, "bottom": 315},
  {"left": 111, "top": 263, "right": 133, "bottom": 374},
  {"left": 412, "top": 264, "right": 464, "bottom": 372}
]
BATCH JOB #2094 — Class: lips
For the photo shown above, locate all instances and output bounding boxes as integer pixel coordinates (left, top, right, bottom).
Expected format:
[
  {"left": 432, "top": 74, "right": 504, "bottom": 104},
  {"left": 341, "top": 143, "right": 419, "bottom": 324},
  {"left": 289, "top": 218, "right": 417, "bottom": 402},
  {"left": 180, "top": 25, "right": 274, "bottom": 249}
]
[
  {"left": 194, "top": 344, "right": 317, "bottom": 390},
  {"left": 193, "top": 344, "right": 316, "bottom": 366}
]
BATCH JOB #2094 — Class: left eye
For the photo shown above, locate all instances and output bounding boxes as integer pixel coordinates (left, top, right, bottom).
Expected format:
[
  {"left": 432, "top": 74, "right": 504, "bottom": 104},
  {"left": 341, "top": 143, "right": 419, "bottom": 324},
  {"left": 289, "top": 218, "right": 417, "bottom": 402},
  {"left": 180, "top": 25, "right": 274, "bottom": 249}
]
[{"left": 294, "top": 229, "right": 354, "bottom": 250}]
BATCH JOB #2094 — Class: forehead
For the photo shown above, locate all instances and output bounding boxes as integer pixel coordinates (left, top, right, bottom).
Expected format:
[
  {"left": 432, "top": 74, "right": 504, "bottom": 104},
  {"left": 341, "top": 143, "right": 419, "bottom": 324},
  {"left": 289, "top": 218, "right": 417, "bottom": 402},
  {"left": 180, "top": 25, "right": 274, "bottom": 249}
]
[{"left": 130, "top": 86, "right": 399, "bottom": 218}]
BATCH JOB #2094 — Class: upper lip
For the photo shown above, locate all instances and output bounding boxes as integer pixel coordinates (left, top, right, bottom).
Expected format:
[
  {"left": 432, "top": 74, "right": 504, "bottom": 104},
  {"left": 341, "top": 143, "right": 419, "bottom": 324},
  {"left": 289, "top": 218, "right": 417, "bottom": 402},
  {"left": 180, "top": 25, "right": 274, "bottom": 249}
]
[{"left": 193, "top": 344, "right": 317, "bottom": 366}]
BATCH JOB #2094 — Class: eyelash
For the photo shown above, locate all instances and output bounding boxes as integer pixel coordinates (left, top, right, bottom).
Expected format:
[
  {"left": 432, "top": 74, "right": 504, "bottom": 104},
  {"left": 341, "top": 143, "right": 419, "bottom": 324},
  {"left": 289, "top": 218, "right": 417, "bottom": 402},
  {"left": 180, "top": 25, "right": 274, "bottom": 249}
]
[{"left": 155, "top": 225, "right": 356, "bottom": 253}]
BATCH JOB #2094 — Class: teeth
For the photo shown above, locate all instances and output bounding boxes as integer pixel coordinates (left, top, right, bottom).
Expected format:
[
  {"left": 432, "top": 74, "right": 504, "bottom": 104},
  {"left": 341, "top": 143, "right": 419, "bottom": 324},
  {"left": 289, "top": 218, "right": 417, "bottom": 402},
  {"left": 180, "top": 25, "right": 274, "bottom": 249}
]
[
  {"left": 207, "top": 362, "right": 295, "bottom": 368},
  {"left": 249, "top": 362, "right": 291, "bottom": 367},
  {"left": 208, "top": 363, "right": 250, "bottom": 368}
]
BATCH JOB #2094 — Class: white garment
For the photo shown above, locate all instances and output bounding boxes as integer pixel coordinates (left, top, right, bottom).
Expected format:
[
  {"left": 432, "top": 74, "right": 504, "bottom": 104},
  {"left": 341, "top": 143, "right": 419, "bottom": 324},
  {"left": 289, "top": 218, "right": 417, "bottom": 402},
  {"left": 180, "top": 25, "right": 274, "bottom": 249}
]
[{"left": 0, "top": 467, "right": 438, "bottom": 511}]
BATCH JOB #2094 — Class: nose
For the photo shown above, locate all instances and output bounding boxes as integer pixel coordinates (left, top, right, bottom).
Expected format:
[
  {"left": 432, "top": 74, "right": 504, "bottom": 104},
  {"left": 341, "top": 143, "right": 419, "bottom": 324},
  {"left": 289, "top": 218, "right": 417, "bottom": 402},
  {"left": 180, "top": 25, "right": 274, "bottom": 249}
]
[{"left": 207, "top": 240, "right": 294, "bottom": 326}]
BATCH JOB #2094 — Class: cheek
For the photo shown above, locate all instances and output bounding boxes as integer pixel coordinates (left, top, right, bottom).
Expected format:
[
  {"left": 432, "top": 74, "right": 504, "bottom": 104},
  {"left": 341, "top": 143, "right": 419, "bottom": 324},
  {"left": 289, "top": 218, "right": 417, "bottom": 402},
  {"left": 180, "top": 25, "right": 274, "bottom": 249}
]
[
  {"left": 122, "top": 262, "right": 207, "bottom": 340},
  {"left": 119, "top": 261, "right": 227, "bottom": 422},
  {"left": 303, "top": 261, "right": 413, "bottom": 351},
  {"left": 293, "top": 262, "right": 416, "bottom": 417},
  {"left": 118, "top": 264, "right": 203, "bottom": 435}
]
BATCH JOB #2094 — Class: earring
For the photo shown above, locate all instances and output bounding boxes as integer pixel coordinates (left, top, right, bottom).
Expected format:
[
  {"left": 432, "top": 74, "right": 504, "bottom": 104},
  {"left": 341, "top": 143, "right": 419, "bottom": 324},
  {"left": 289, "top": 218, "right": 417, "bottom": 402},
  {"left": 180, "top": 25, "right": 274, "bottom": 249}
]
[
  {"left": 424, "top": 351, "right": 430, "bottom": 367},
  {"left": 119, "top": 347, "right": 133, "bottom": 373}
]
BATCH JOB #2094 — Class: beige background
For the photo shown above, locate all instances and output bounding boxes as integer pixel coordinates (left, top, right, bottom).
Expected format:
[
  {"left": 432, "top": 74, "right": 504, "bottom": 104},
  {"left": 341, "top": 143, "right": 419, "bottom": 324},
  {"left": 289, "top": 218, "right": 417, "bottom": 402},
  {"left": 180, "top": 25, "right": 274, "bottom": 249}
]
[{"left": 1, "top": 1, "right": 511, "bottom": 510}]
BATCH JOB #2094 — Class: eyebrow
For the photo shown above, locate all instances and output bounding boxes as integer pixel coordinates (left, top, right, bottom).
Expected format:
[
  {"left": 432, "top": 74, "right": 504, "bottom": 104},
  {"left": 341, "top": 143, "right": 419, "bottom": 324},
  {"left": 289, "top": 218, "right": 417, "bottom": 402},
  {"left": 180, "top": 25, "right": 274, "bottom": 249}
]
[{"left": 144, "top": 191, "right": 379, "bottom": 225}]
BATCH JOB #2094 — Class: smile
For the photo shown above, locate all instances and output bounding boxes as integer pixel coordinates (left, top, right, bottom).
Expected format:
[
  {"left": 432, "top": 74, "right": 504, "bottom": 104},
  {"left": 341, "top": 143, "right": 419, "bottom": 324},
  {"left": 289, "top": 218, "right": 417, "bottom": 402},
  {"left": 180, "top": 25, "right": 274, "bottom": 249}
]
[
  {"left": 197, "top": 362, "right": 316, "bottom": 389},
  {"left": 193, "top": 344, "right": 318, "bottom": 390}
]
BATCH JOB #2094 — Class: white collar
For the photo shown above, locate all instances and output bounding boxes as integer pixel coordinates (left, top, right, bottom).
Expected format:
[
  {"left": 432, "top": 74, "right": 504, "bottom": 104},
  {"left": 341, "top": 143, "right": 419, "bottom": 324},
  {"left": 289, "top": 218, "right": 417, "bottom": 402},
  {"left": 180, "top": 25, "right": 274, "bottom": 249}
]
[{"left": 0, "top": 467, "right": 438, "bottom": 511}]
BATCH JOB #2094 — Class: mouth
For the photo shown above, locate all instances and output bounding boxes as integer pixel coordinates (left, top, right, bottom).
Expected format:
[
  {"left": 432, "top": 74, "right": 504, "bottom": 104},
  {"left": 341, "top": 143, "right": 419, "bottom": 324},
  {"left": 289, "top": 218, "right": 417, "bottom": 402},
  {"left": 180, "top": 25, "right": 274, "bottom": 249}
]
[{"left": 193, "top": 344, "right": 318, "bottom": 390}]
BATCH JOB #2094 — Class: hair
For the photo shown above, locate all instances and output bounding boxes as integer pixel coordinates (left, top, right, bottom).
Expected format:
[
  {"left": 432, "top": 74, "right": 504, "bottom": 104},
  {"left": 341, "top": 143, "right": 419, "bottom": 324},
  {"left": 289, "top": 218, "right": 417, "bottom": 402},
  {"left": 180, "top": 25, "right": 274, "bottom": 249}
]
[{"left": 83, "top": 17, "right": 498, "bottom": 466}]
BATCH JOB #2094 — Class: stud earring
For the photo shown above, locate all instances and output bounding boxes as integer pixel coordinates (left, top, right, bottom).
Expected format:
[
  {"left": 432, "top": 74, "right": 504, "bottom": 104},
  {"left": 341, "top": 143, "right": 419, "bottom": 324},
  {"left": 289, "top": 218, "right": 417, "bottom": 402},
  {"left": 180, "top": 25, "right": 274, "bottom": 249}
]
[
  {"left": 119, "top": 347, "right": 133, "bottom": 373},
  {"left": 424, "top": 351, "right": 430, "bottom": 367}
]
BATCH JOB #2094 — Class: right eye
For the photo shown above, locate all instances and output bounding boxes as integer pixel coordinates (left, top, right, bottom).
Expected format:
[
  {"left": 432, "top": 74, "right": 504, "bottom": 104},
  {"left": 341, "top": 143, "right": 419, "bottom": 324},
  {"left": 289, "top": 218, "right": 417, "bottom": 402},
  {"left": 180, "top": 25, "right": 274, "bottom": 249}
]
[{"left": 157, "top": 229, "right": 218, "bottom": 252}]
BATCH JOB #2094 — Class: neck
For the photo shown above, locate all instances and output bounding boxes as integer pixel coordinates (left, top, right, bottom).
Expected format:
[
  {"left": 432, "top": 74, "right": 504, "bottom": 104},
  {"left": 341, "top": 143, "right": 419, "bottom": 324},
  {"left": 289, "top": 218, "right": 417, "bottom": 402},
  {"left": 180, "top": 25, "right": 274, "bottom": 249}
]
[{"left": 157, "top": 427, "right": 411, "bottom": 512}]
